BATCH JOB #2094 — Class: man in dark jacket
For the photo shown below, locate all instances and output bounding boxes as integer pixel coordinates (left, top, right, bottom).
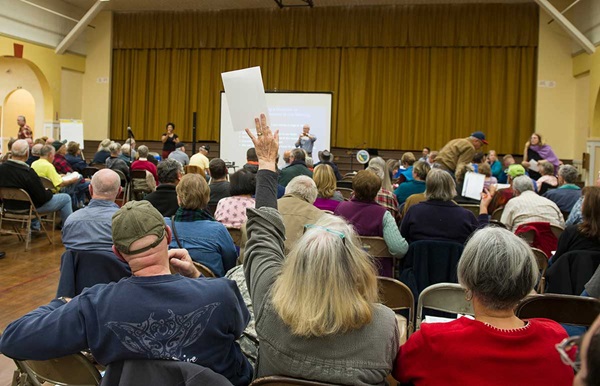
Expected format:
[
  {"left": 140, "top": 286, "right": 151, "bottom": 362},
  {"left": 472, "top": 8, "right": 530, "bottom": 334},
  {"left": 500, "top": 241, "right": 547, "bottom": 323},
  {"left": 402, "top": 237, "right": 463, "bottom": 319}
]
[
  {"left": 143, "top": 158, "right": 182, "bottom": 217},
  {"left": 278, "top": 148, "right": 313, "bottom": 187}
]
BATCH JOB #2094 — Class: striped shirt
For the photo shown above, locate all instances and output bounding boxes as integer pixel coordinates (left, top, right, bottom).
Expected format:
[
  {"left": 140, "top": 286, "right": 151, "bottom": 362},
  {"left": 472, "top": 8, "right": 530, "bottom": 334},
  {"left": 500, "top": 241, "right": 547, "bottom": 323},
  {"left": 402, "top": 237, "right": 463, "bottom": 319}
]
[{"left": 500, "top": 191, "right": 565, "bottom": 232}]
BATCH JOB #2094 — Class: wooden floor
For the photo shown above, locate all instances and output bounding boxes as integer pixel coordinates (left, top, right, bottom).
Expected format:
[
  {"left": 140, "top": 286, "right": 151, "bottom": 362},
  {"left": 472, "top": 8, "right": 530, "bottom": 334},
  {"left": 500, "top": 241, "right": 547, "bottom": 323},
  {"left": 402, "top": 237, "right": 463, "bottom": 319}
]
[{"left": 0, "top": 229, "right": 65, "bottom": 386}]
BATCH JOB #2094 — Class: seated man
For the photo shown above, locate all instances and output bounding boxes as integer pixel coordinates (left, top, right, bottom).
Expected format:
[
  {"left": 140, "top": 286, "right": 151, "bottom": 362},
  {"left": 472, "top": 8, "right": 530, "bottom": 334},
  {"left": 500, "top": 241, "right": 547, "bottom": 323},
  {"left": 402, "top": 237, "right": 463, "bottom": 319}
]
[
  {"left": 33, "top": 144, "right": 89, "bottom": 210},
  {"left": 144, "top": 159, "right": 182, "bottom": 217},
  {"left": 62, "top": 169, "right": 121, "bottom": 251},
  {"left": 488, "top": 164, "right": 526, "bottom": 214},
  {"left": 543, "top": 164, "right": 581, "bottom": 213},
  {"left": 501, "top": 175, "right": 564, "bottom": 232},
  {"left": 242, "top": 148, "right": 259, "bottom": 174},
  {"left": 26, "top": 143, "right": 42, "bottom": 166},
  {"left": 168, "top": 142, "right": 189, "bottom": 167},
  {"left": 278, "top": 148, "right": 313, "bottom": 187},
  {"left": 208, "top": 158, "right": 231, "bottom": 207},
  {"left": 106, "top": 142, "right": 130, "bottom": 181},
  {"left": 314, "top": 150, "right": 342, "bottom": 181},
  {"left": 189, "top": 145, "right": 210, "bottom": 176},
  {"left": 131, "top": 145, "right": 159, "bottom": 184},
  {"left": 0, "top": 140, "right": 72, "bottom": 228},
  {"left": 0, "top": 201, "right": 252, "bottom": 386}
]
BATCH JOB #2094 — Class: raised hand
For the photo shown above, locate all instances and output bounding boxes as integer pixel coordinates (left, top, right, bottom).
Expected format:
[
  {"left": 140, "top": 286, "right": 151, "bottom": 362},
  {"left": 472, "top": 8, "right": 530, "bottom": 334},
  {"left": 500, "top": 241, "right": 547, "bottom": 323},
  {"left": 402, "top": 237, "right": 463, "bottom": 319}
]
[{"left": 245, "top": 113, "right": 279, "bottom": 171}]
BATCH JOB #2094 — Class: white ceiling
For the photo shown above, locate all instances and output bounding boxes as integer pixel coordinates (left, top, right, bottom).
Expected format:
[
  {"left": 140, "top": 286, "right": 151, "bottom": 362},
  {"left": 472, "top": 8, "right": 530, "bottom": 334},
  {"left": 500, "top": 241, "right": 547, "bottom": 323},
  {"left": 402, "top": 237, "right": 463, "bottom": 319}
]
[{"left": 62, "top": 0, "right": 532, "bottom": 12}]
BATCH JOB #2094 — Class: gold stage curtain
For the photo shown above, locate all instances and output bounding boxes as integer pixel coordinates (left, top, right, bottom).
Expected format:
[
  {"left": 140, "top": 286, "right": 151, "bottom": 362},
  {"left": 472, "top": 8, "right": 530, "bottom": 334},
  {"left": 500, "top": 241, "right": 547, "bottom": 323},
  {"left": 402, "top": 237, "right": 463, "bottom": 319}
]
[{"left": 110, "top": 4, "right": 538, "bottom": 154}]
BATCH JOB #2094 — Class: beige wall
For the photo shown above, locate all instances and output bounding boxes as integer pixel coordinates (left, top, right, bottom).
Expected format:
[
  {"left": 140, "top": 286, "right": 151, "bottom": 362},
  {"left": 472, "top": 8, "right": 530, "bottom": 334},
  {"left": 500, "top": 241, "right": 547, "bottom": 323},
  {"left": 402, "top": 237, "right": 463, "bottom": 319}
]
[
  {"left": 536, "top": 10, "right": 578, "bottom": 160},
  {"left": 81, "top": 11, "right": 113, "bottom": 141},
  {"left": 60, "top": 68, "right": 83, "bottom": 120}
]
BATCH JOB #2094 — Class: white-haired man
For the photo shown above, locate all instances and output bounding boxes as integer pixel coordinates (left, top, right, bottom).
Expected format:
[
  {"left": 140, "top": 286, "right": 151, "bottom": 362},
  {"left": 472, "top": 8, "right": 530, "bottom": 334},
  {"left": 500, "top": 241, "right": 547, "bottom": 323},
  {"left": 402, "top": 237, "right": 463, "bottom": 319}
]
[
  {"left": 62, "top": 169, "right": 122, "bottom": 251},
  {"left": 543, "top": 164, "right": 582, "bottom": 213},
  {"left": 277, "top": 175, "right": 324, "bottom": 253},
  {"left": 17, "top": 115, "right": 32, "bottom": 139}
]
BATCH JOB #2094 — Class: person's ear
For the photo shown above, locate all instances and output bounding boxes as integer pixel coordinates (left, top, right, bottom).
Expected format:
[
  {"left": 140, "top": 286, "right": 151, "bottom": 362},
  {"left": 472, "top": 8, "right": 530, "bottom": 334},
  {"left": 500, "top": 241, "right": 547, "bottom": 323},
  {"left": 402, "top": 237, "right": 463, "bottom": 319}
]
[
  {"left": 89, "top": 185, "right": 94, "bottom": 196},
  {"left": 112, "top": 245, "right": 128, "bottom": 263},
  {"left": 165, "top": 226, "right": 173, "bottom": 244}
]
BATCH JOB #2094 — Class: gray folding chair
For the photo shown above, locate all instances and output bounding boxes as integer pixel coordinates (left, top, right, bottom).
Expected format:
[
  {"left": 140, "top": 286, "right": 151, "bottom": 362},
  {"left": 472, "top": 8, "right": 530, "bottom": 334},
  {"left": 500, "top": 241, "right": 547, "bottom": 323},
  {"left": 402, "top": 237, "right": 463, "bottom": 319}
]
[
  {"left": 12, "top": 353, "right": 101, "bottom": 386},
  {"left": 378, "top": 276, "right": 415, "bottom": 339},
  {"left": 416, "top": 283, "right": 474, "bottom": 330}
]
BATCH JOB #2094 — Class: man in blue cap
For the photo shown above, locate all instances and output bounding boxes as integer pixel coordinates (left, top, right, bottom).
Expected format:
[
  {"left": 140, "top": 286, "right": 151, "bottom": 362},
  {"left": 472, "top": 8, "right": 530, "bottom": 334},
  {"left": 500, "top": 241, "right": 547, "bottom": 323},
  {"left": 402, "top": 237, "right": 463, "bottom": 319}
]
[{"left": 434, "top": 131, "right": 488, "bottom": 176}]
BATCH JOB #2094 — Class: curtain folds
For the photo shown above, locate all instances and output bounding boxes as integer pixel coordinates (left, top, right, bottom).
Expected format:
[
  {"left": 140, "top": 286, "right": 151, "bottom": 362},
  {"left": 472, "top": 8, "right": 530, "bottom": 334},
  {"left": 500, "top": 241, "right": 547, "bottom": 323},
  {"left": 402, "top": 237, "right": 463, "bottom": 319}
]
[{"left": 110, "top": 4, "right": 538, "bottom": 154}]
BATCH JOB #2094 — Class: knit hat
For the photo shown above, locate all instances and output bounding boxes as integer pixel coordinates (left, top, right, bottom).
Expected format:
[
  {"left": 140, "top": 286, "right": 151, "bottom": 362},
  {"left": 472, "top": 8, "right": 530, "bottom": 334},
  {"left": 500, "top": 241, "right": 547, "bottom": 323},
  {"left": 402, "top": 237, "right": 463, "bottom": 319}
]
[
  {"left": 51, "top": 140, "right": 67, "bottom": 152},
  {"left": 112, "top": 201, "right": 166, "bottom": 255},
  {"left": 507, "top": 164, "right": 526, "bottom": 178}
]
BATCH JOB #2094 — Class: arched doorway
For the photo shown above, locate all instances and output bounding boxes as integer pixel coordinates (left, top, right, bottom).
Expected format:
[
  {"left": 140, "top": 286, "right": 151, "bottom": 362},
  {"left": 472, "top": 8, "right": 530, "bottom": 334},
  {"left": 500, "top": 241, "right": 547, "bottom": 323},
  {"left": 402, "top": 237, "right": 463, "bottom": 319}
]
[{"left": 2, "top": 89, "right": 36, "bottom": 146}]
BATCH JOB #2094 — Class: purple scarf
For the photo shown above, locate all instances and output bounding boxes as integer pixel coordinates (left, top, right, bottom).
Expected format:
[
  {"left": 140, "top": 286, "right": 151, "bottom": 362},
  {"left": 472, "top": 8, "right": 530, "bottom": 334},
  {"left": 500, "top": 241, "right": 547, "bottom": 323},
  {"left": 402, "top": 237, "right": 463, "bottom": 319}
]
[{"left": 529, "top": 144, "right": 560, "bottom": 172}]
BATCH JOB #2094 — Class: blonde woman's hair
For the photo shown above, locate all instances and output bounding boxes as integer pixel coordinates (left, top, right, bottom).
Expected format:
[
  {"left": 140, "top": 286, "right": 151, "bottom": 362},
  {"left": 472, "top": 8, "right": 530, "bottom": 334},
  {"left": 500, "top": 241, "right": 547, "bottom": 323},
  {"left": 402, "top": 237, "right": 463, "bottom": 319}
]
[
  {"left": 313, "top": 164, "right": 337, "bottom": 199},
  {"left": 271, "top": 214, "right": 379, "bottom": 337},
  {"left": 368, "top": 156, "right": 392, "bottom": 191},
  {"left": 176, "top": 173, "right": 210, "bottom": 210}
]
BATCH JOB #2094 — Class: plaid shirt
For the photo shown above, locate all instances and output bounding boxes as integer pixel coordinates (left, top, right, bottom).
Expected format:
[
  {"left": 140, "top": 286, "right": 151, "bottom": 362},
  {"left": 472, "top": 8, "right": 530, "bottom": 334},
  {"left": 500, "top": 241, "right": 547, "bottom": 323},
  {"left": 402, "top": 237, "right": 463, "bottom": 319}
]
[
  {"left": 17, "top": 125, "right": 33, "bottom": 139},
  {"left": 376, "top": 188, "right": 401, "bottom": 223},
  {"left": 53, "top": 153, "right": 73, "bottom": 174}
]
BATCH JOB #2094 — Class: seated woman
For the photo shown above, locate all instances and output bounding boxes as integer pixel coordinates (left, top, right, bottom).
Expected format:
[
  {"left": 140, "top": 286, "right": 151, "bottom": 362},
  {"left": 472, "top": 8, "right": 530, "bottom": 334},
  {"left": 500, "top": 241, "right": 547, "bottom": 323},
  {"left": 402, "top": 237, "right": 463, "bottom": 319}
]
[
  {"left": 394, "top": 160, "right": 430, "bottom": 205},
  {"left": 335, "top": 170, "right": 408, "bottom": 276},
  {"left": 164, "top": 173, "right": 237, "bottom": 277},
  {"left": 244, "top": 116, "right": 399, "bottom": 385},
  {"left": 401, "top": 168, "right": 490, "bottom": 244},
  {"left": 214, "top": 169, "right": 256, "bottom": 229},
  {"left": 367, "top": 157, "right": 401, "bottom": 223},
  {"left": 105, "top": 142, "right": 130, "bottom": 182},
  {"left": 91, "top": 138, "right": 112, "bottom": 165},
  {"left": 395, "top": 227, "right": 574, "bottom": 385},
  {"left": 536, "top": 161, "right": 558, "bottom": 193},
  {"left": 478, "top": 162, "right": 497, "bottom": 191},
  {"left": 313, "top": 164, "right": 343, "bottom": 212},
  {"left": 522, "top": 132, "right": 560, "bottom": 180},
  {"left": 65, "top": 141, "right": 87, "bottom": 172}
]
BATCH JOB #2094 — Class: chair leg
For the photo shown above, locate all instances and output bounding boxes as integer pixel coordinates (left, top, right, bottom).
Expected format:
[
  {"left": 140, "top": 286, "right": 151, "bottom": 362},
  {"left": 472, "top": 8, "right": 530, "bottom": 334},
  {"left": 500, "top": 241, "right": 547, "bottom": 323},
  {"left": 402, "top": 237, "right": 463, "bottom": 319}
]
[
  {"left": 36, "top": 214, "right": 53, "bottom": 245},
  {"left": 24, "top": 217, "right": 31, "bottom": 251}
]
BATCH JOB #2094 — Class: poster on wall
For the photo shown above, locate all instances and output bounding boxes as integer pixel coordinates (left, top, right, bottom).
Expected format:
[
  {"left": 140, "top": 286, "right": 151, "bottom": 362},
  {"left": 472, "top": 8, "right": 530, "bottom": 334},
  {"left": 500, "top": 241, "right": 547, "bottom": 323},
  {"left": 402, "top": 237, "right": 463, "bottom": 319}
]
[{"left": 59, "top": 119, "right": 84, "bottom": 149}]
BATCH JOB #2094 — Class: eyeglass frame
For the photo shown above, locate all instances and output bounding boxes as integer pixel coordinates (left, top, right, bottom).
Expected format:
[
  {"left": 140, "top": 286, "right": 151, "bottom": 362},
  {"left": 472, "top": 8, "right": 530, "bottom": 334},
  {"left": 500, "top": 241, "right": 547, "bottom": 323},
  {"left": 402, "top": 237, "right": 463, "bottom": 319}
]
[{"left": 555, "top": 335, "right": 582, "bottom": 372}]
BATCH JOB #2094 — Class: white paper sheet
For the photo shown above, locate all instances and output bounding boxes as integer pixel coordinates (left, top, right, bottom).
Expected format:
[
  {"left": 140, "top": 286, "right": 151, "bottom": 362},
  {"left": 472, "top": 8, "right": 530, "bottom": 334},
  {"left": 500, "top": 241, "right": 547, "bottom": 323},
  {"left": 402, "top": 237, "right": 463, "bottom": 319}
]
[
  {"left": 529, "top": 158, "right": 539, "bottom": 172},
  {"left": 495, "top": 183, "right": 511, "bottom": 190},
  {"left": 423, "top": 314, "right": 474, "bottom": 324},
  {"left": 221, "top": 67, "right": 270, "bottom": 132},
  {"left": 461, "top": 171, "right": 485, "bottom": 200}
]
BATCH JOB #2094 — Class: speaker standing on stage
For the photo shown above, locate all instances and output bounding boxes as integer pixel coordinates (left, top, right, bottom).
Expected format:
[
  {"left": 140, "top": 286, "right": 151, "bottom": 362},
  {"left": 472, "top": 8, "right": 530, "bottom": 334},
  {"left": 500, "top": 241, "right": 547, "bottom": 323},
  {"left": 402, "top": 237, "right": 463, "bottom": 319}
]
[
  {"left": 295, "top": 124, "right": 317, "bottom": 156},
  {"left": 161, "top": 122, "right": 179, "bottom": 159}
]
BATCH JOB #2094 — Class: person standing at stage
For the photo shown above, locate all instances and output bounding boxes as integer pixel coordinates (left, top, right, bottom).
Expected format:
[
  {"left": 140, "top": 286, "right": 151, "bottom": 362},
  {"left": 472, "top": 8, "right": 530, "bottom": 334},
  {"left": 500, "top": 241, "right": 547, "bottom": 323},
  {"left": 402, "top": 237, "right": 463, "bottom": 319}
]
[
  {"left": 295, "top": 124, "right": 317, "bottom": 157},
  {"left": 161, "top": 122, "right": 179, "bottom": 159},
  {"left": 17, "top": 115, "right": 33, "bottom": 139}
]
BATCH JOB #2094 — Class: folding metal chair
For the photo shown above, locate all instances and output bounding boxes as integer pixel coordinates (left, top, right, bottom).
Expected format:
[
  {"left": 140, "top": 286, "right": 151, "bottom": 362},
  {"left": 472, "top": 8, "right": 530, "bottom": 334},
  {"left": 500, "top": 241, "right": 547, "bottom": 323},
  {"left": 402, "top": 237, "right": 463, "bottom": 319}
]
[
  {"left": 531, "top": 247, "right": 548, "bottom": 294},
  {"left": 12, "top": 353, "right": 101, "bottom": 386},
  {"left": 378, "top": 276, "right": 415, "bottom": 337},
  {"left": 416, "top": 283, "right": 474, "bottom": 330},
  {"left": 515, "top": 294, "right": 600, "bottom": 327}
]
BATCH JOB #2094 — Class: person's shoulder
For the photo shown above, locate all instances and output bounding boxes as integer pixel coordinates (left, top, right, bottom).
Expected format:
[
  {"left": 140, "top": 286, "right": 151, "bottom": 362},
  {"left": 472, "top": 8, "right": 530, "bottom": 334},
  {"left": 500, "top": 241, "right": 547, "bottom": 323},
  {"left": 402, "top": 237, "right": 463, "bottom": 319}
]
[{"left": 527, "top": 318, "right": 568, "bottom": 338}]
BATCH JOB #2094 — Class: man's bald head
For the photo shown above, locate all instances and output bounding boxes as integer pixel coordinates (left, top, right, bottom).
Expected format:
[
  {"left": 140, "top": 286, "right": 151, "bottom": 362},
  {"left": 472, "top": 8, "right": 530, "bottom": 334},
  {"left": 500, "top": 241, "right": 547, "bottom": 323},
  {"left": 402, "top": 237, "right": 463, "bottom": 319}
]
[
  {"left": 90, "top": 169, "right": 121, "bottom": 201},
  {"left": 11, "top": 139, "right": 29, "bottom": 159}
]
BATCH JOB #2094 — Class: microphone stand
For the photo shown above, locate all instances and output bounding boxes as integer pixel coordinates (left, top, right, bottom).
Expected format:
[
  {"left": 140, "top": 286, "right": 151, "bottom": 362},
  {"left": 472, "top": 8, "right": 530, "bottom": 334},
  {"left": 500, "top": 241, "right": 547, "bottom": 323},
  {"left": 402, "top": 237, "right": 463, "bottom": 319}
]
[{"left": 127, "top": 125, "right": 134, "bottom": 163}]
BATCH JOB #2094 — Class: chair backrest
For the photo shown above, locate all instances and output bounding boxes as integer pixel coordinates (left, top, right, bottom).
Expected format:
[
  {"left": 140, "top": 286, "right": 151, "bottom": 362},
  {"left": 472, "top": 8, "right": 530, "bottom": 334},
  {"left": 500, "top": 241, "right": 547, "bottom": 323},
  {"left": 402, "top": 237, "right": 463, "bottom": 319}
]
[
  {"left": 251, "top": 376, "right": 340, "bottom": 386},
  {"left": 515, "top": 294, "right": 600, "bottom": 327},
  {"left": 416, "top": 282, "right": 474, "bottom": 329},
  {"left": 531, "top": 247, "right": 548, "bottom": 294},
  {"left": 517, "top": 229, "right": 535, "bottom": 245},
  {"left": 342, "top": 172, "right": 356, "bottom": 181},
  {"left": 378, "top": 276, "right": 415, "bottom": 335},
  {"left": 337, "top": 187, "right": 353, "bottom": 200},
  {"left": 336, "top": 180, "right": 353, "bottom": 190},
  {"left": 194, "top": 261, "right": 216, "bottom": 278},
  {"left": 113, "top": 169, "right": 127, "bottom": 183},
  {"left": 459, "top": 204, "right": 480, "bottom": 217},
  {"left": 18, "top": 353, "right": 101, "bottom": 386},
  {"left": 550, "top": 224, "right": 564, "bottom": 239},
  {"left": 185, "top": 165, "right": 206, "bottom": 177},
  {"left": 489, "top": 219, "right": 507, "bottom": 229},
  {"left": 89, "top": 163, "right": 106, "bottom": 169},
  {"left": 131, "top": 169, "right": 147, "bottom": 180},
  {"left": 360, "top": 236, "right": 392, "bottom": 258},
  {"left": 0, "top": 187, "right": 33, "bottom": 203},
  {"left": 491, "top": 206, "right": 504, "bottom": 221},
  {"left": 81, "top": 167, "right": 99, "bottom": 179},
  {"left": 39, "top": 176, "right": 55, "bottom": 190}
]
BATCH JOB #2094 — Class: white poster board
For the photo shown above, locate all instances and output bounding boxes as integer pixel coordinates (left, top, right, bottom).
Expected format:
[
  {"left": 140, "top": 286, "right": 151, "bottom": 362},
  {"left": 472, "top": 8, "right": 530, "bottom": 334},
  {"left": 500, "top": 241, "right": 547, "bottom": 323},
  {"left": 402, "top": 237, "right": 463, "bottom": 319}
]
[
  {"left": 221, "top": 67, "right": 270, "bottom": 132},
  {"left": 59, "top": 119, "right": 84, "bottom": 149}
]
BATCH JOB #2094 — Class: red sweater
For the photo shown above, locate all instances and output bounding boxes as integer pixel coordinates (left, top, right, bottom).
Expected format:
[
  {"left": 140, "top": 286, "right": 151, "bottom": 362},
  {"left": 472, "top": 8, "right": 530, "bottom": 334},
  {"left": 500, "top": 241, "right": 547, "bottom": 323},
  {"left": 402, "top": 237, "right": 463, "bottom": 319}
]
[
  {"left": 394, "top": 317, "right": 573, "bottom": 386},
  {"left": 131, "top": 160, "right": 158, "bottom": 184}
]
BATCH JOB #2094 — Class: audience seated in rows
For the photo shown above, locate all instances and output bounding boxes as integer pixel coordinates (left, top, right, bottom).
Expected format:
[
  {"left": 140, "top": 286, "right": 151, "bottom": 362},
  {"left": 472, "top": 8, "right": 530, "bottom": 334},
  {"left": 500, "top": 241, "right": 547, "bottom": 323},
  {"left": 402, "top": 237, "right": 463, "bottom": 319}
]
[
  {"left": 61, "top": 169, "right": 121, "bottom": 251},
  {"left": 144, "top": 158, "right": 182, "bottom": 217},
  {"left": 544, "top": 164, "right": 581, "bottom": 213},
  {"left": 119, "top": 143, "right": 133, "bottom": 165},
  {"left": 478, "top": 161, "right": 497, "bottom": 190},
  {"left": 165, "top": 174, "right": 237, "bottom": 277},
  {"left": 314, "top": 149, "right": 342, "bottom": 181},
  {"left": 278, "top": 148, "right": 312, "bottom": 187},
  {"left": 566, "top": 172, "right": 600, "bottom": 226},
  {"left": 244, "top": 119, "right": 398, "bottom": 384},
  {"left": 0, "top": 139, "right": 72, "bottom": 228},
  {"left": 401, "top": 168, "right": 490, "bottom": 244},
  {"left": 278, "top": 175, "right": 324, "bottom": 253},
  {"left": 395, "top": 227, "right": 574, "bottom": 385},
  {"left": 312, "top": 164, "right": 343, "bottom": 212},
  {"left": 394, "top": 160, "right": 430, "bottom": 205},
  {"left": 497, "top": 153, "right": 516, "bottom": 184},
  {"left": 25, "top": 143, "right": 42, "bottom": 166},
  {"left": 367, "top": 156, "right": 401, "bottom": 223},
  {"left": 106, "top": 142, "right": 130, "bottom": 181},
  {"left": 168, "top": 142, "right": 189, "bottom": 166},
  {"left": 488, "top": 163, "right": 526, "bottom": 213},
  {"left": 501, "top": 175, "right": 564, "bottom": 232},
  {"left": 395, "top": 152, "right": 416, "bottom": 183},
  {"left": 0, "top": 201, "right": 252, "bottom": 386},
  {"left": 487, "top": 150, "right": 503, "bottom": 180},
  {"left": 92, "top": 138, "right": 112, "bottom": 164},
  {"left": 65, "top": 141, "right": 87, "bottom": 172},
  {"left": 335, "top": 170, "right": 408, "bottom": 277},
  {"left": 215, "top": 169, "right": 256, "bottom": 229},
  {"left": 208, "top": 158, "right": 231, "bottom": 207},
  {"left": 131, "top": 145, "right": 159, "bottom": 184}
]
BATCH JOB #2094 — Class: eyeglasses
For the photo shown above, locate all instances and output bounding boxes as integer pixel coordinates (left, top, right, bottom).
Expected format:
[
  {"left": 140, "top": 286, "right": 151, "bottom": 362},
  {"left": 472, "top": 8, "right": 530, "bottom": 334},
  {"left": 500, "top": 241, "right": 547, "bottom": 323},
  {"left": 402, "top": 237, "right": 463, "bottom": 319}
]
[
  {"left": 303, "top": 224, "right": 346, "bottom": 245},
  {"left": 555, "top": 335, "right": 582, "bottom": 372}
]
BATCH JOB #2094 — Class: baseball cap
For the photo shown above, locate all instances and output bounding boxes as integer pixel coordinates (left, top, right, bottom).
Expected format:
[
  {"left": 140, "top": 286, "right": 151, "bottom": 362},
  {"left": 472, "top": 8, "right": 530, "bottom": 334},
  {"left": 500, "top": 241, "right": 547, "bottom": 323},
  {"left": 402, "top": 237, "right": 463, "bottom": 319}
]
[
  {"left": 112, "top": 201, "right": 166, "bottom": 255},
  {"left": 471, "top": 131, "right": 488, "bottom": 145},
  {"left": 507, "top": 164, "right": 526, "bottom": 178},
  {"left": 51, "top": 140, "right": 67, "bottom": 152},
  {"left": 199, "top": 144, "right": 210, "bottom": 152},
  {"left": 175, "top": 142, "right": 185, "bottom": 149}
]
